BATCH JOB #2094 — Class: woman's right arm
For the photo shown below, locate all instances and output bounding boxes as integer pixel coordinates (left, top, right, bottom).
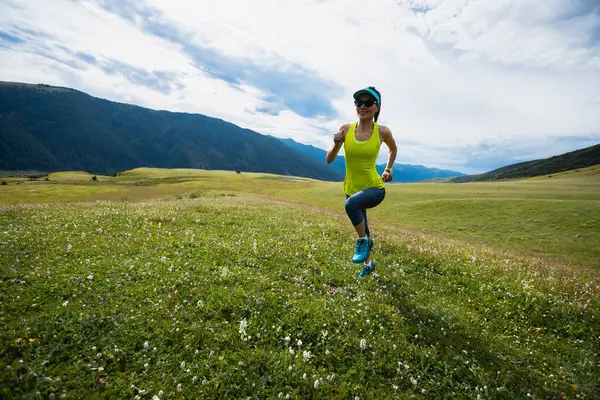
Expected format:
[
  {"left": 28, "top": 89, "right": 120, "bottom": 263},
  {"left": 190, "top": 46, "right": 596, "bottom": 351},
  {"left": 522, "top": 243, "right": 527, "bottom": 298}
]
[{"left": 326, "top": 124, "right": 348, "bottom": 164}]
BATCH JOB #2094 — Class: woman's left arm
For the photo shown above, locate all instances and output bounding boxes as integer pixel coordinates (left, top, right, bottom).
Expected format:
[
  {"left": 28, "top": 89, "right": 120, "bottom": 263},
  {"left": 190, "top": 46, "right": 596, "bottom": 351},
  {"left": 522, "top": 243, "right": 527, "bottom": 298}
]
[{"left": 380, "top": 125, "right": 397, "bottom": 182}]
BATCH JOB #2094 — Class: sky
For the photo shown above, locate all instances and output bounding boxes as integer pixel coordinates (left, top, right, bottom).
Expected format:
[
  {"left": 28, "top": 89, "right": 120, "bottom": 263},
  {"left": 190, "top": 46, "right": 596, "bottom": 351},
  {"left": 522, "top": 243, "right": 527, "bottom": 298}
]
[{"left": 1, "top": 0, "right": 599, "bottom": 174}]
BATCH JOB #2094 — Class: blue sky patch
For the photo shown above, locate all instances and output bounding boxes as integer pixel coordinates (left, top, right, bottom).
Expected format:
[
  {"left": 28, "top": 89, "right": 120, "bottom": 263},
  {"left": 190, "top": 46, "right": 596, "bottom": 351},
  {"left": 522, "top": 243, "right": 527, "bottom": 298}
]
[{"left": 0, "top": 31, "right": 25, "bottom": 45}]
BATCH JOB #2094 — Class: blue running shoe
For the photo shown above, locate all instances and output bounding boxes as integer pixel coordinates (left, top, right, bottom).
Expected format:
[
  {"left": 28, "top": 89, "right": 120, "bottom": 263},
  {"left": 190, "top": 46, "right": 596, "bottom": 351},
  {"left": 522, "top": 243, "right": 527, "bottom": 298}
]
[
  {"left": 358, "top": 261, "right": 376, "bottom": 278},
  {"left": 352, "top": 237, "right": 370, "bottom": 263}
]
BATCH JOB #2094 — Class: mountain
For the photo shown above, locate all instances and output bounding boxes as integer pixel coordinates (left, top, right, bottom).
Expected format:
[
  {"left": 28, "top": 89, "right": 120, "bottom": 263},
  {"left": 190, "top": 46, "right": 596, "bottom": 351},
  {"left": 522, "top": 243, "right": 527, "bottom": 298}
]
[
  {"left": 451, "top": 143, "right": 600, "bottom": 182},
  {"left": 278, "top": 137, "right": 346, "bottom": 176},
  {"left": 375, "top": 164, "right": 465, "bottom": 182},
  {"left": 277, "top": 137, "right": 465, "bottom": 182},
  {"left": 0, "top": 81, "right": 343, "bottom": 181}
]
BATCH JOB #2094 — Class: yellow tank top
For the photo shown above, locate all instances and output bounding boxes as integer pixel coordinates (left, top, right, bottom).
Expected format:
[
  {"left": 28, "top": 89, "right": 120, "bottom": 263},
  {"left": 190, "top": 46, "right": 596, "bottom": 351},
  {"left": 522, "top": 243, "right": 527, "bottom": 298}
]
[{"left": 343, "top": 122, "right": 385, "bottom": 196}]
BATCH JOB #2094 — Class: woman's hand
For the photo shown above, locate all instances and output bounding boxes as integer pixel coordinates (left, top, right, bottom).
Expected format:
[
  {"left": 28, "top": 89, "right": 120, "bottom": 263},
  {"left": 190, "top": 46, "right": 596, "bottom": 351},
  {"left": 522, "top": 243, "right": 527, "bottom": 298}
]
[
  {"left": 333, "top": 127, "right": 346, "bottom": 144},
  {"left": 382, "top": 171, "right": 392, "bottom": 182}
]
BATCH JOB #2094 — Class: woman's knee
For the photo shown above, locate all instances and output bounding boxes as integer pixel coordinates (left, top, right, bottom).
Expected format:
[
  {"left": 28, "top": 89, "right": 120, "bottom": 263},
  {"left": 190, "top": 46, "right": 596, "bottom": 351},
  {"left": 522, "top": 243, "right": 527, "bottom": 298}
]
[
  {"left": 345, "top": 198, "right": 363, "bottom": 225},
  {"left": 344, "top": 196, "right": 355, "bottom": 214}
]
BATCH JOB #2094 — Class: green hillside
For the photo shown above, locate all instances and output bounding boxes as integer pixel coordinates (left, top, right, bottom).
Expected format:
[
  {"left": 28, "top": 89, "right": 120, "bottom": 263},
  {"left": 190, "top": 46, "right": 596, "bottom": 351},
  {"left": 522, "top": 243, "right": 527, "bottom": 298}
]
[
  {"left": 0, "top": 82, "right": 342, "bottom": 181},
  {"left": 452, "top": 144, "right": 600, "bottom": 182}
]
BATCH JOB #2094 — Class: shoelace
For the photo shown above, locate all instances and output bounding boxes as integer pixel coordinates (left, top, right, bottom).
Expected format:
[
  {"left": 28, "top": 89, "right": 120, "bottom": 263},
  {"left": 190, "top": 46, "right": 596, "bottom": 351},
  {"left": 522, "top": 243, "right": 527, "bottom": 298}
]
[{"left": 356, "top": 239, "right": 368, "bottom": 253}]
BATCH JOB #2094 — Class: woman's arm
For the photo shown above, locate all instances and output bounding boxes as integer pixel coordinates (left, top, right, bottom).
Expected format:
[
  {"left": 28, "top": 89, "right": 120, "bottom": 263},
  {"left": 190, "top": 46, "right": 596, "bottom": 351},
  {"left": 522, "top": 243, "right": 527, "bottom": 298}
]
[
  {"left": 326, "top": 124, "right": 349, "bottom": 164},
  {"left": 379, "top": 125, "right": 397, "bottom": 181}
]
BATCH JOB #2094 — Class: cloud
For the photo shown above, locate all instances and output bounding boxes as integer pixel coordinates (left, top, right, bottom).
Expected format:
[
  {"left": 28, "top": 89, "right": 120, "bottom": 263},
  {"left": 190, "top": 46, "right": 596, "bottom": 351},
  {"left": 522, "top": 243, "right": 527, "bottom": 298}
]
[
  {"left": 87, "top": 0, "right": 342, "bottom": 118},
  {"left": 99, "top": 60, "right": 184, "bottom": 95},
  {"left": 0, "top": 0, "right": 599, "bottom": 174},
  {"left": 74, "top": 52, "right": 98, "bottom": 65},
  {"left": 0, "top": 26, "right": 184, "bottom": 95}
]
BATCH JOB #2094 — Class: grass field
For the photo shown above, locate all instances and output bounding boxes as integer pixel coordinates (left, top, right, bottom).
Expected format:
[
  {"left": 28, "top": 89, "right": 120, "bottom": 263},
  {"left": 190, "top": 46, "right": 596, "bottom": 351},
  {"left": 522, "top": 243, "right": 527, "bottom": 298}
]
[{"left": 1, "top": 167, "right": 599, "bottom": 399}]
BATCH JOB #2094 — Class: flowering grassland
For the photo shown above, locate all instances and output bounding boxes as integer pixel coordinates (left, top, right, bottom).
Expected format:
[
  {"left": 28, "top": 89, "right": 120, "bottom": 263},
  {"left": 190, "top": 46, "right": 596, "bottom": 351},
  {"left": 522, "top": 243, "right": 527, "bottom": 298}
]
[
  {"left": 3, "top": 166, "right": 598, "bottom": 269},
  {"left": 1, "top": 194, "right": 598, "bottom": 399}
]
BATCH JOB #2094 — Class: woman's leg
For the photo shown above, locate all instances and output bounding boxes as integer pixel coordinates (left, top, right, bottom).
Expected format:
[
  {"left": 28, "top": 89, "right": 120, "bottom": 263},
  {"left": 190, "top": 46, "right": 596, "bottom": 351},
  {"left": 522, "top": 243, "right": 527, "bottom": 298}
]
[
  {"left": 344, "top": 188, "right": 385, "bottom": 263},
  {"left": 345, "top": 188, "right": 385, "bottom": 237},
  {"left": 361, "top": 208, "right": 369, "bottom": 237}
]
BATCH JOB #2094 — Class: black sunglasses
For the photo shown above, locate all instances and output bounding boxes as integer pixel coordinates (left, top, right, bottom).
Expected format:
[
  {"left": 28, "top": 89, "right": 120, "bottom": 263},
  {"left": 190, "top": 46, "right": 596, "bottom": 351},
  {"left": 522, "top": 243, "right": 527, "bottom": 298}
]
[{"left": 354, "top": 99, "right": 377, "bottom": 108}]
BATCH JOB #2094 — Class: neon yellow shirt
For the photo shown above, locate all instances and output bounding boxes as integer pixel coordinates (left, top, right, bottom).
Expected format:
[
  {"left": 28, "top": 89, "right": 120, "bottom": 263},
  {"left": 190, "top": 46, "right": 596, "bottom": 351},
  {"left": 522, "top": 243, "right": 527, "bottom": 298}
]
[{"left": 343, "top": 122, "right": 385, "bottom": 196}]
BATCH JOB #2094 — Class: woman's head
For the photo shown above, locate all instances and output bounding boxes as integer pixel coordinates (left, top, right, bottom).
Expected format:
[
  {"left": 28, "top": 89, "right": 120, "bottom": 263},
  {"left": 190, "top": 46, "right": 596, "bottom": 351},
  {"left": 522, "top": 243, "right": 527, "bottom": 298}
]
[{"left": 353, "top": 86, "right": 381, "bottom": 122}]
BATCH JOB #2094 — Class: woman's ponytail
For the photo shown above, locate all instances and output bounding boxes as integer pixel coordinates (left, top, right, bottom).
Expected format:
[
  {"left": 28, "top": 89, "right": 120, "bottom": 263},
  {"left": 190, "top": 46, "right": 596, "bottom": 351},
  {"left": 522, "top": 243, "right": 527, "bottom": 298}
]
[{"left": 369, "top": 86, "right": 381, "bottom": 123}]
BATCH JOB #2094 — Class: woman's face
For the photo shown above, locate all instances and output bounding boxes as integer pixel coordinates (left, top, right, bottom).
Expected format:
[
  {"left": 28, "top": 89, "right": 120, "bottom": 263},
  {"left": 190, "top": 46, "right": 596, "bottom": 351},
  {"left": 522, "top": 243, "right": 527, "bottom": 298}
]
[{"left": 355, "top": 94, "right": 379, "bottom": 120}]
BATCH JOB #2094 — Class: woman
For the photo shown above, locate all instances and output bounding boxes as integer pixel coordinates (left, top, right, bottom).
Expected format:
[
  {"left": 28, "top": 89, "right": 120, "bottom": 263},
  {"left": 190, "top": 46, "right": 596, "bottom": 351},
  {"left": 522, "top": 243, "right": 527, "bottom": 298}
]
[{"left": 326, "top": 86, "right": 397, "bottom": 278}]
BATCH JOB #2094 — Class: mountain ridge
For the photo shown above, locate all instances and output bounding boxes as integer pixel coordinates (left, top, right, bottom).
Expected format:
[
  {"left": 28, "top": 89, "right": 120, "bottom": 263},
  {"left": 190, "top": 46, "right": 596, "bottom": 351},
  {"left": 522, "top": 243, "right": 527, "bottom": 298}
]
[
  {"left": 451, "top": 143, "right": 600, "bottom": 182},
  {"left": 0, "top": 81, "right": 343, "bottom": 181}
]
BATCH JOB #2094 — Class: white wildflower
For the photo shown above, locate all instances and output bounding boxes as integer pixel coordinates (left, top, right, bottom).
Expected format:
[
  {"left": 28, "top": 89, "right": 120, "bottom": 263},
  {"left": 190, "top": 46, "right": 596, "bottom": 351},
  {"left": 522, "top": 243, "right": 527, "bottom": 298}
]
[
  {"left": 158, "top": 390, "right": 164, "bottom": 397},
  {"left": 87, "top": 274, "right": 94, "bottom": 280},
  {"left": 410, "top": 377, "right": 417, "bottom": 386},
  {"left": 302, "top": 373, "right": 307, "bottom": 380},
  {"left": 180, "top": 361, "right": 185, "bottom": 369},
  {"left": 239, "top": 318, "right": 248, "bottom": 338},
  {"left": 177, "top": 383, "right": 182, "bottom": 392},
  {"left": 314, "top": 379, "right": 319, "bottom": 389},
  {"left": 297, "top": 339, "right": 302, "bottom": 347},
  {"left": 289, "top": 347, "right": 295, "bottom": 355},
  {"left": 62, "top": 301, "right": 69, "bottom": 307},
  {"left": 360, "top": 339, "right": 366, "bottom": 349},
  {"left": 303, "top": 351, "right": 311, "bottom": 361},
  {"left": 144, "top": 341, "right": 149, "bottom": 349},
  {"left": 284, "top": 336, "right": 290, "bottom": 342}
]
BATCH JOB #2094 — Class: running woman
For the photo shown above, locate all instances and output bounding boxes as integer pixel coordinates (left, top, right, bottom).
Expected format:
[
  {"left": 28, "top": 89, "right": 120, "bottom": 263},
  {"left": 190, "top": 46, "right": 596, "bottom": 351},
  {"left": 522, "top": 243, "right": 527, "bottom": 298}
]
[{"left": 326, "top": 86, "right": 397, "bottom": 278}]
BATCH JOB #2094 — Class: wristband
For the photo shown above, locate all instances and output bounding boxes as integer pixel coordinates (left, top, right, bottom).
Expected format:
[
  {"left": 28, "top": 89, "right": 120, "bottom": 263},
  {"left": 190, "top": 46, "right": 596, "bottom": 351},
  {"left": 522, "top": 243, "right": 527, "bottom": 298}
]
[{"left": 385, "top": 168, "right": 392, "bottom": 173}]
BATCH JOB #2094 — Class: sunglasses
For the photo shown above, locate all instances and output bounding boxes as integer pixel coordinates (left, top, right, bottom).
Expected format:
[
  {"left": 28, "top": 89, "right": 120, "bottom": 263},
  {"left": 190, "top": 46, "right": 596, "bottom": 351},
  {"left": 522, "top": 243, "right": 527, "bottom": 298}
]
[{"left": 354, "top": 99, "right": 377, "bottom": 108}]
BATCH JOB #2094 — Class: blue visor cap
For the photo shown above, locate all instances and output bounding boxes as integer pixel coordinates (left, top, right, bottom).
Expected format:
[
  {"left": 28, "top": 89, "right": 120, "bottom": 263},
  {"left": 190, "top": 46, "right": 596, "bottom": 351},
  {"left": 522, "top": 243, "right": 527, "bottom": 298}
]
[{"left": 353, "top": 88, "right": 380, "bottom": 104}]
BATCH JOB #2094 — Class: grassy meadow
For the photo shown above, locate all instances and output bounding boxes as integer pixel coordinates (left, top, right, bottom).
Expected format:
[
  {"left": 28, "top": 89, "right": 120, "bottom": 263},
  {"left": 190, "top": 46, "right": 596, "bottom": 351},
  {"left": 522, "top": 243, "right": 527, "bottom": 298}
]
[{"left": 1, "top": 167, "right": 599, "bottom": 399}]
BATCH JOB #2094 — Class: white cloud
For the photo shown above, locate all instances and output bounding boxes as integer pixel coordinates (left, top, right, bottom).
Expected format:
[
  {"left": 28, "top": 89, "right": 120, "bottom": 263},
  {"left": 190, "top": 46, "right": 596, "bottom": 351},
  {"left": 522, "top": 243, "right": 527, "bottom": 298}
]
[{"left": 1, "top": 0, "right": 599, "bottom": 173}]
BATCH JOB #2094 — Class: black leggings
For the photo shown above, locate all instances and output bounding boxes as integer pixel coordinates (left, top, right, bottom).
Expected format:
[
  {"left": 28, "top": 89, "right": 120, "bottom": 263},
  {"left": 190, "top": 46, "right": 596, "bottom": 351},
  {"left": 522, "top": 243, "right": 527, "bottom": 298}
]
[{"left": 344, "top": 187, "right": 386, "bottom": 236}]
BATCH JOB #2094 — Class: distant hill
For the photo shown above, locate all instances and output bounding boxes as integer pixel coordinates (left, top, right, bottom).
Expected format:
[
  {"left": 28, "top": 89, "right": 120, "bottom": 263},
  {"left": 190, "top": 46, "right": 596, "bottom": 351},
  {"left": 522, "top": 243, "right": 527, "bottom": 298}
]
[
  {"left": 278, "top": 138, "right": 347, "bottom": 176},
  {"left": 0, "top": 81, "right": 343, "bottom": 181},
  {"left": 451, "top": 144, "right": 600, "bottom": 182},
  {"left": 278, "top": 137, "right": 465, "bottom": 183}
]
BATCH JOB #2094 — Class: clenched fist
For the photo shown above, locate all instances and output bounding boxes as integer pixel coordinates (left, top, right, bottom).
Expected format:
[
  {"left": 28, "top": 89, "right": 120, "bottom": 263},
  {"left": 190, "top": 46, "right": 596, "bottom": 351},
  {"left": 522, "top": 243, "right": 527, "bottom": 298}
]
[{"left": 333, "top": 128, "right": 346, "bottom": 144}]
